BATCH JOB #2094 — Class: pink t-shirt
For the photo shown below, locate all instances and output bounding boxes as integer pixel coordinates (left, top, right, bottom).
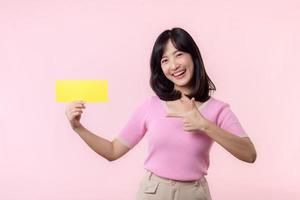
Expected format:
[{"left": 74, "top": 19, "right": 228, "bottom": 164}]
[{"left": 116, "top": 95, "right": 248, "bottom": 181}]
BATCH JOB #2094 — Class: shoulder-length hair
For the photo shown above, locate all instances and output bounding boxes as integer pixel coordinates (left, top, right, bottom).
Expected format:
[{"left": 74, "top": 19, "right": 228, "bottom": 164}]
[{"left": 149, "top": 27, "right": 216, "bottom": 102}]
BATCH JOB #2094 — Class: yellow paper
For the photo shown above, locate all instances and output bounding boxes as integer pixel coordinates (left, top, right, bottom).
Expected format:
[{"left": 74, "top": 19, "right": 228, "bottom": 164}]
[{"left": 56, "top": 80, "right": 109, "bottom": 102}]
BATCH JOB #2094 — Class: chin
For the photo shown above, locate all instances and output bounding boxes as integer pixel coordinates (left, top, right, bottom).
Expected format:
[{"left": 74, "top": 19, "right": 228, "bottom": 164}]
[{"left": 174, "top": 79, "right": 191, "bottom": 86}]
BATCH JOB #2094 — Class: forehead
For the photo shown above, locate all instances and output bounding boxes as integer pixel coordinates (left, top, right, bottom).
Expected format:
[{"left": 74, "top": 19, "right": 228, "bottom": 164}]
[{"left": 162, "top": 39, "right": 179, "bottom": 57}]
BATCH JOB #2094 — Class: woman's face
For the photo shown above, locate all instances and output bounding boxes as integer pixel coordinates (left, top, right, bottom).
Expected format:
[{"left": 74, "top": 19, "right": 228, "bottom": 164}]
[{"left": 160, "top": 39, "right": 194, "bottom": 95}]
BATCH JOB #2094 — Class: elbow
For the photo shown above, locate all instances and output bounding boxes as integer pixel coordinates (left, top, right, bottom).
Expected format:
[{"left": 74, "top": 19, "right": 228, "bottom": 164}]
[
  {"left": 247, "top": 154, "right": 256, "bottom": 163},
  {"left": 105, "top": 157, "right": 116, "bottom": 162},
  {"left": 250, "top": 151, "right": 257, "bottom": 163},
  {"left": 104, "top": 142, "right": 117, "bottom": 162},
  {"left": 99, "top": 150, "right": 117, "bottom": 162},
  {"left": 245, "top": 150, "right": 257, "bottom": 163},
  {"left": 244, "top": 139, "right": 257, "bottom": 163},
  {"left": 105, "top": 155, "right": 117, "bottom": 162},
  {"left": 249, "top": 144, "right": 257, "bottom": 163}
]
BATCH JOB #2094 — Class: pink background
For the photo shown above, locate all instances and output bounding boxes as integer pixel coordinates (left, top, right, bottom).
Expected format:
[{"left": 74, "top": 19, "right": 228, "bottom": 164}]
[{"left": 1, "top": 0, "right": 299, "bottom": 199}]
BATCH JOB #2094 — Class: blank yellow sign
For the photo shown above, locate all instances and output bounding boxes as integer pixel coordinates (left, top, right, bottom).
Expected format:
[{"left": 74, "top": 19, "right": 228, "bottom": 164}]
[{"left": 56, "top": 80, "right": 109, "bottom": 102}]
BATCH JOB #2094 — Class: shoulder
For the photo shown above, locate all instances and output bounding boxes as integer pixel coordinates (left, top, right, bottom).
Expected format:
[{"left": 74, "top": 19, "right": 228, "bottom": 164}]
[
  {"left": 144, "top": 95, "right": 161, "bottom": 105},
  {"left": 207, "top": 96, "right": 230, "bottom": 110},
  {"left": 208, "top": 96, "right": 242, "bottom": 122},
  {"left": 135, "top": 95, "right": 158, "bottom": 109},
  {"left": 143, "top": 95, "right": 159, "bottom": 104}
]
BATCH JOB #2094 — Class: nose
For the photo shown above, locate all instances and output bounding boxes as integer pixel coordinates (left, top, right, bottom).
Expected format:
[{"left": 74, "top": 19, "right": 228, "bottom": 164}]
[{"left": 170, "top": 59, "right": 180, "bottom": 70}]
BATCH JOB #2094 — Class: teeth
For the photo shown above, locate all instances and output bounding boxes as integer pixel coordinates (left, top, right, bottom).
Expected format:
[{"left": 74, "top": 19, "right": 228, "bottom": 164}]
[{"left": 173, "top": 70, "right": 185, "bottom": 77}]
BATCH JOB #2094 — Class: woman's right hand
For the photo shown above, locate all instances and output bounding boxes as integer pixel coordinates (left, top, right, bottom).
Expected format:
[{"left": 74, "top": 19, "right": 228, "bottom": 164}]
[{"left": 65, "top": 100, "right": 86, "bottom": 129}]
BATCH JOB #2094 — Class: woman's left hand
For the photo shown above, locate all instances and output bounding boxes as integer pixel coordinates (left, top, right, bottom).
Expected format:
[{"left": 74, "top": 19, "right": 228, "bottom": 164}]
[{"left": 166, "top": 97, "right": 209, "bottom": 132}]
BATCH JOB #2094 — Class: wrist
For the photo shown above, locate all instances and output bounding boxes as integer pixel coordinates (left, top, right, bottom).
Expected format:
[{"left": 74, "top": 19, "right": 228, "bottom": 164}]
[
  {"left": 72, "top": 123, "right": 84, "bottom": 132},
  {"left": 200, "top": 119, "right": 213, "bottom": 133}
]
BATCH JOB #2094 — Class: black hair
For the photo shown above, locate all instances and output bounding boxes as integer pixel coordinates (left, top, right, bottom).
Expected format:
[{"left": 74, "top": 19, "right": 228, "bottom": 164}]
[{"left": 149, "top": 27, "right": 216, "bottom": 102}]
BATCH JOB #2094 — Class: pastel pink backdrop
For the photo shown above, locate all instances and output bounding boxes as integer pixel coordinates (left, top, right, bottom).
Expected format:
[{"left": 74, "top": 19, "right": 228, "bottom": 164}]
[{"left": 1, "top": 0, "right": 299, "bottom": 199}]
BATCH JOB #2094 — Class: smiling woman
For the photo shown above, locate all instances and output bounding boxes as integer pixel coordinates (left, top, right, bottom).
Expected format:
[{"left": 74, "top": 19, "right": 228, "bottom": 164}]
[
  {"left": 65, "top": 27, "right": 257, "bottom": 200},
  {"left": 150, "top": 27, "right": 216, "bottom": 102},
  {"left": 161, "top": 41, "right": 195, "bottom": 94}
]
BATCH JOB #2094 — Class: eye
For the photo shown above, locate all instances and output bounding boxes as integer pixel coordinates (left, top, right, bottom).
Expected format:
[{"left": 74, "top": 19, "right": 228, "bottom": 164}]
[
  {"left": 176, "top": 53, "right": 183, "bottom": 57},
  {"left": 161, "top": 59, "right": 167, "bottom": 64}
]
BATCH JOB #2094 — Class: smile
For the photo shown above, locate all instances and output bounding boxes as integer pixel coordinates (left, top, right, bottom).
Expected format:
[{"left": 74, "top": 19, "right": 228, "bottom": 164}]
[{"left": 173, "top": 69, "right": 186, "bottom": 78}]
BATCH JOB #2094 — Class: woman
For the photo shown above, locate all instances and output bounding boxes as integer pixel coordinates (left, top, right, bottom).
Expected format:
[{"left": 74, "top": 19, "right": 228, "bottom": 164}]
[{"left": 65, "top": 27, "right": 257, "bottom": 200}]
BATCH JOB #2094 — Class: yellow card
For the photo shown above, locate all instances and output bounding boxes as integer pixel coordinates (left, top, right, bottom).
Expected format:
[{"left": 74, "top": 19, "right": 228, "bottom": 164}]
[{"left": 55, "top": 80, "right": 109, "bottom": 102}]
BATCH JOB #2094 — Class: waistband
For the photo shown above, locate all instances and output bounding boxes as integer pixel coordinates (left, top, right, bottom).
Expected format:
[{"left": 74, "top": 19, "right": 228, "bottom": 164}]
[{"left": 144, "top": 170, "right": 207, "bottom": 187}]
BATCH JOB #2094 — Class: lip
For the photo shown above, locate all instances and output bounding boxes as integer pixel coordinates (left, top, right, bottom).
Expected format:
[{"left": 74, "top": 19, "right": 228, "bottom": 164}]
[
  {"left": 173, "top": 69, "right": 186, "bottom": 79},
  {"left": 172, "top": 69, "right": 186, "bottom": 76}
]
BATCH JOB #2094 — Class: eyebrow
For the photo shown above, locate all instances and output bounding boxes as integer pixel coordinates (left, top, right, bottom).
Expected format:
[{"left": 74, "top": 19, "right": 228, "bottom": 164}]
[{"left": 161, "top": 50, "right": 180, "bottom": 59}]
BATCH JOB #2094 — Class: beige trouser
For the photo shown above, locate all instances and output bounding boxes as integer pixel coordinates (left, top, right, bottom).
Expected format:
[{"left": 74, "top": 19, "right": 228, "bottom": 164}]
[{"left": 136, "top": 170, "right": 212, "bottom": 200}]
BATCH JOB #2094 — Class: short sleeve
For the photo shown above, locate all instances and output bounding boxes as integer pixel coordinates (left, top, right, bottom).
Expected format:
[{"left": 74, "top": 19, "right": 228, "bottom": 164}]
[
  {"left": 115, "top": 98, "right": 150, "bottom": 149},
  {"left": 216, "top": 103, "right": 248, "bottom": 138}
]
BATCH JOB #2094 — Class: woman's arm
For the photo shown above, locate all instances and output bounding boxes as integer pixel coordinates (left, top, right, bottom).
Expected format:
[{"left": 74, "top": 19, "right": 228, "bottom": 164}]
[
  {"left": 65, "top": 101, "right": 130, "bottom": 161},
  {"left": 203, "top": 120, "right": 257, "bottom": 163},
  {"left": 166, "top": 97, "right": 257, "bottom": 163},
  {"left": 73, "top": 124, "right": 130, "bottom": 161}
]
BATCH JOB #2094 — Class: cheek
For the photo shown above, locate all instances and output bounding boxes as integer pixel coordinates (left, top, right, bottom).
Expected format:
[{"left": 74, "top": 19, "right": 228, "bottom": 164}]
[
  {"left": 184, "top": 59, "right": 194, "bottom": 73},
  {"left": 161, "top": 65, "right": 170, "bottom": 76},
  {"left": 189, "top": 64, "right": 194, "bottom": 73},
  {"left": 177, "top": 57, "right": 190, "bottom": 67},
  {"left": 187, "top": 67, "right": 194, "bottom": 77}
]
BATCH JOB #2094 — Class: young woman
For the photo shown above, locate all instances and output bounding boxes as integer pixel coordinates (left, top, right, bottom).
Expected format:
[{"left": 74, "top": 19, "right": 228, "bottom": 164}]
[{"left": 65, "top": 27, "right": 257, "bottom": 200}]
